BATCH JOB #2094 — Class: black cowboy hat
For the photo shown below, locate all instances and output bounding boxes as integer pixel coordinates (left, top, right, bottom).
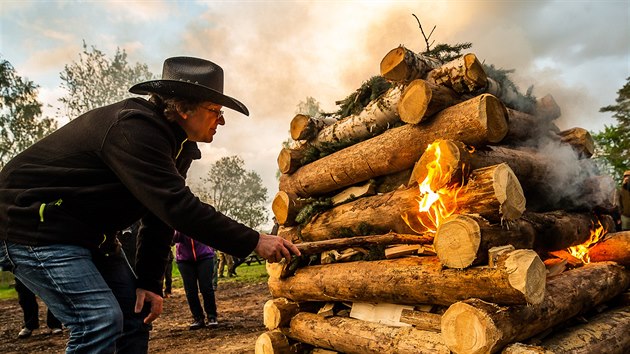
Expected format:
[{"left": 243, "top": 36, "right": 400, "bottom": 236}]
[{"left": 129, "top": 56, "right": 249, "bottom": 116}]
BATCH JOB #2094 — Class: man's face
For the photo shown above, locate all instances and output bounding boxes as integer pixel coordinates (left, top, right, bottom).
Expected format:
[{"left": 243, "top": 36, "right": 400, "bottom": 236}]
[{"left": 179, "top": 102, "right": 225, "bottom": 143}]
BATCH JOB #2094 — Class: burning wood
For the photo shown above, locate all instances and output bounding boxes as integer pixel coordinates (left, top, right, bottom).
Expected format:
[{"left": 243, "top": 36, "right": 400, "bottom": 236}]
[
  {"left": 440, "top": 262, "right": 629, "bottom": 354},
  {"left": 588, "top": 231, "right": 630, "bottom": 267},
  {"left": 279, "top": 93, "right": 508, "bottom": 198}
]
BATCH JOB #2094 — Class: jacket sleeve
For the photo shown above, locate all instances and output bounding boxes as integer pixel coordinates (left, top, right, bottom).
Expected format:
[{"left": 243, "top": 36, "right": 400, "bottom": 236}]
[{"left": 100, "top": 113, "right": 259, "bottom": 292}]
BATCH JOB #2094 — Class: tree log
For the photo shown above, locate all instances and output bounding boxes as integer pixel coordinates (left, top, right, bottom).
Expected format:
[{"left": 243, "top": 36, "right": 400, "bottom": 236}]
[
  {"left": 310, "top": 84, "right": 405, "bottom": 151},
  {"left": 263, "top": 297, "right": 320, "bottom": 331},
  {"left": 399, "top": 309, "right": 442, "bottom": 332},
  {"left": 272, "top": 191, "right": 311, "bottom": 226},
  {"left": 380, "top": 46, "right": 442, "bottom": 82},
  {"left": 588, "top": 231, "right": 630, "bottom": 267},
  {"left": 557, "top": 127, "right": 595, "bottom": 158},
  {"left": 534, "top": 94, "right": 561, "bottom": 121},
  {"left": 521, "top": 210, "right": 615, "bottom": 251},
  {"left": 288, "top": 312, "right": 450, "bottom": 354},
  {"left": 331, "top": 181, "right": 376, "bottom": 206},
  {"left": 434, "top": 214, "right": 536, "bottom": 269},
  {"left": 503, "top": 306, "right": 630, "bottom": 354},
  {"left": 397, "top": 79, "right": 463, "bottom": 124},
  {"left": 295, "top": 233, "right": 433, "bottom": 255},
  {"left": 277, "top": 143, "right": 314, "bottom": 175},
  {"left": 277, "top": 225, "right": 301, "bottom": 243},
  {"left": 441, "top": 262, "right": 630, "bottom": 354},
  {"left": 290, "top": 114, "right": 336, "bottom": 141},
  {"left": 426, "top": 53, "right": 488, "bottom": 93},
  {"left": 504, "top": 108, "right": 559, "bottom": 144},
  {"left": 279, "top": 94, "right": 509, "bottom": 197},
  {"left": 300, "top": 163, "right": 525, "bottom": 242},
  {"left": 268, "top": 250, "right": 546, "bottom": 306},
  {"left": 255, "top": 330, "right": 292, "bottom": 354}
]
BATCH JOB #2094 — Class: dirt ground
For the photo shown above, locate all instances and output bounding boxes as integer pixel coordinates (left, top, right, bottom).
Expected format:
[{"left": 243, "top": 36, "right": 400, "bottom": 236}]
[{"left": 0, "top": 281, "right": 271, "bottom": 354}]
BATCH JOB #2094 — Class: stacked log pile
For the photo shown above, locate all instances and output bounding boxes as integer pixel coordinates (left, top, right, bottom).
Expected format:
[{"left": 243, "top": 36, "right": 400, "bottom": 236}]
[{"left": 257, "top": 45, "right": 630, "bottom": 354}]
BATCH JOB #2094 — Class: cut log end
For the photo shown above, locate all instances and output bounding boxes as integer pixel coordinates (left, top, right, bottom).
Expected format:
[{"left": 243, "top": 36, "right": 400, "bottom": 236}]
[
  {"left": 463, "top": 53, "right": 488, "bottom": 88},
  {"left": 272, "top": 191, "right": 290, "bottom": 225},
  {"left": 277, "top": 148, "right": 293, "bottom": 175},
  {"left": 493, "top": 163, "right": 526, "bottom": 221},
  {"left": 441, "top": 301, "right": 500, "bottom": 354},
  {"left": 380, "top": 47, "right": 408, "bottom": 81},
  {"left": 398, "top": 79, "right": 432, "bottom": 124},
  {"left": 434, "top": 214, "right": 481, "bottom": 269},
  {"left": 255, "top": 331, "right": 291, "bottom": 354},
  {"left": 480, "top": 94, "right": 509, "bottom": 143},
  {"left": 290, "top": 114, "right": 311, "bottom": 140},
  {"left": 504, "top": 249, "right": 546, "bottom": 305}
]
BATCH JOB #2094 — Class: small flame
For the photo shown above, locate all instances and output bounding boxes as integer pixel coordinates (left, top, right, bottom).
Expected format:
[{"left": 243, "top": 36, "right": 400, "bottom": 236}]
[
  {"left": 403, "top": 142, "right": 462, "bottom": 233},
  {"left": 567, "top": 219, "right": 606, "bottom": 264}
]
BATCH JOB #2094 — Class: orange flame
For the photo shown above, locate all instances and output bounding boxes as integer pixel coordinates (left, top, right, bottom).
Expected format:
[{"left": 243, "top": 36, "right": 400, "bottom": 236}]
[
  {"left": 567, "top": 219, "right": 606, "bottom": 264},
  {"left": 403, "top": 142, "right": 462, "bottom": 233}
]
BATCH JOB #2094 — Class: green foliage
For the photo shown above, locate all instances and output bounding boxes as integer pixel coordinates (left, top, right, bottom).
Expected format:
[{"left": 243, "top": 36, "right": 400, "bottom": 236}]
[
  {"left": 295, "top": 197, "right": 333, "bottom": 225},
  {"left": 58, "top": 41, "right": 155, "bottom": 119},
  {"left": 193, "top": 156, "right": 269, "bottom": 229},
  {"left": 334, "top": 76, "right": 392, "bottom": 119},
  {"left": 593, "top": 76, "right": 630, "bottom": 182},
  {"left": 0, "top": 58, "right": 58, "bottom": 170},
  {"left": 423, "top": 42, "right": 472, "bottom": 62}
]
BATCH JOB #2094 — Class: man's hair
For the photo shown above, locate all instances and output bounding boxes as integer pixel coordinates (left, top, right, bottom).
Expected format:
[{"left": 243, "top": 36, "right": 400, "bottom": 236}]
[{"left": 149, "top": 94, "right": 203, "bottom": 122}]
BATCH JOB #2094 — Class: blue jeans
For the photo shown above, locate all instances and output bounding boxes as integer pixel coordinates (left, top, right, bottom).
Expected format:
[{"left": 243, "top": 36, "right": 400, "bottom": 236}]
[
  {"left": 177, "top": 257, "right": 217, "bottom": 321},
  {"left": 0, "top": 241, "right": 150, "bottom": 354}
]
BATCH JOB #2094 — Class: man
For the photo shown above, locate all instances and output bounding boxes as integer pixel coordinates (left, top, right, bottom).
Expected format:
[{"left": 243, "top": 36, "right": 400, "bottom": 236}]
[{"left": 0, "top": 56, "right": 300, "bottom": 353}]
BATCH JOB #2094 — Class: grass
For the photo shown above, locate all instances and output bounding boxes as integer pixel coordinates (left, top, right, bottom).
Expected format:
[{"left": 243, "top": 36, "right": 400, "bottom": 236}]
[{"left": 170, "top": 260, "right": 268, "bottom": 289}]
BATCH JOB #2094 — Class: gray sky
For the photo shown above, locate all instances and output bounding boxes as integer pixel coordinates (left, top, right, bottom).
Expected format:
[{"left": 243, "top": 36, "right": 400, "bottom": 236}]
[{"left": 1, "top": 0, "right": 629, "bottom": 229}]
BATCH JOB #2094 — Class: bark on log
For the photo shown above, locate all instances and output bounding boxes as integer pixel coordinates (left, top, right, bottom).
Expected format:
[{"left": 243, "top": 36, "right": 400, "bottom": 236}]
[
  {"left": 277, "top": 225, "right": 301, "bottom": 243},
  {"left": 501, "top": 343, "right": 553, "bottom": 354},
  {"left": 503, "top": 306, "right": 630, "bottom": 354},
  {"left": 295, "top": 233, "right": 433, "bottom": 255},
  {"left": 380, "top": 46, "right": 442, "bottom": 82},
  {"left": 331, "top": 181, "right": 376, "bottom": 206},
  {"left": 290, "top": 114, "right": 336, "bottom": 141},
  {"left": 272, "top": 191, "right": 311, "bottom": 226},
  {"left": 397, "top": 79, "right": 463, "bottom": 124},
  {"left": 279, "top": 94, "right": 509, "bottom": 197},
  {"left": 399, "top": 309, "right": 442, "bottom": 332},
  {"left": 588, "top": 231, "right": 630, "bottom": 267},
  {"left": 504, "top": 108, "right": 559, "bottom": 144},
  {"left": 557, "top": 127, "right": 595, "bottom": 158},
  {"left": 434, "top": 214, "right": 536, "bottom": 269},
  {"left": 288, "top": 312, "right": 450, "bottom": 354},
  {"left": 299, "top": 163, "right": 525, "bottom": 242},
  {"left": 426, "top": 53, "right": 488, "bottom": 93},
  {"left": 255, "top": 330, "right": 292, "bottom": 354},
  {"left": 441, "top": 262, "right": 630, "bottom": 354},
  {"left": 268, "top": 250, "right": 547, "bottom": 306},
  {"left": 310, "top": 84, "right": 405, "bottom": 151}
]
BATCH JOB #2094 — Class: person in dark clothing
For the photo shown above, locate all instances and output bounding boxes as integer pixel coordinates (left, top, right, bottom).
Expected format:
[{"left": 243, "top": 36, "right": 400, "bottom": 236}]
[
  {"left": 119, "top": 222, "right": 140, "bottom": 270},
  {"left": 163, "top": 245, "right": 174, "bottom": 297},
  {"left": 173, "top": 230, "right": 218, "bottom": 330},
  {"left": 15, "top": 278, "right": 63, "bottom": 338},
  {"left": 0, "top": 56, "right": 300, "bottom": 353}
]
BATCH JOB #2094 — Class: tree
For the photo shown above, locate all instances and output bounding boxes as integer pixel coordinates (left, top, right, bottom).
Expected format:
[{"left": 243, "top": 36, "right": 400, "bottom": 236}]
[
  {"left": 296, "top": 96, "right": 324, "bottom": 117},
  {"left": 0, "top": 58, "right": 57, "bottom": 169},
  {"left": 593, "top": 76, "right": 630, "bottom": 181},
  {"left": 58, "top": 41, "right": 155, "bottom": 120},
  {"left": 193, "top": 156, "right": 269, "bottom": 229}
]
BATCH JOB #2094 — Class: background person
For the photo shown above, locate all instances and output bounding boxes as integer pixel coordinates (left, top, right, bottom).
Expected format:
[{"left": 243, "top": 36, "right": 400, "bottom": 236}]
[
  {"left": 619, "top": 170, "right": 630, "bottom": 230},
  {"left": 15, "top": 278, "right": 63, "bottom": 338},
  {"left": 173, "top": 230, "right": 218, "bottom": 330}
]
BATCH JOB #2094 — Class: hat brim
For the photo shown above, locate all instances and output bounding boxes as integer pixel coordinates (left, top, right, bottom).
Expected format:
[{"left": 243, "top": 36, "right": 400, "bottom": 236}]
[{"left": 129, "top": 80, "right": 249, "bottom": 116}]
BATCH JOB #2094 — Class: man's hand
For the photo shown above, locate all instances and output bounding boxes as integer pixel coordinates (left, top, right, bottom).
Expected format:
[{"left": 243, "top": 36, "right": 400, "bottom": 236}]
[
  {"left": 135, "top": 288, "right": 163, "bottom": 324},
  {"left": 255, "top": 233, "right": 301, "bottom": 263}
]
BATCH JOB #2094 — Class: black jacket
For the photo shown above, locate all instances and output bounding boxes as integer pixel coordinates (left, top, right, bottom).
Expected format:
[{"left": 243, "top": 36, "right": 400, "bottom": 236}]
[{"left": 0, "top": 98, "right": 259, "bottom": 294}]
